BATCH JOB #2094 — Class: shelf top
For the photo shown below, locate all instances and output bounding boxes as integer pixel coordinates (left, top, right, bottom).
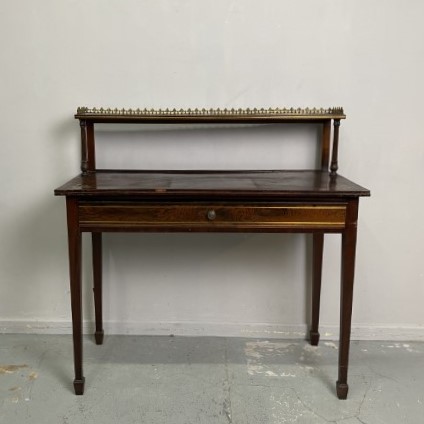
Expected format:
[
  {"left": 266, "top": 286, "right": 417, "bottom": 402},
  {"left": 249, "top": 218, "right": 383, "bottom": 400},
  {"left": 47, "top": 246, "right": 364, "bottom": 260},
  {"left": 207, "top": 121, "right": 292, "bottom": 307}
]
[{"left": 75, "top": 107, "right": 346, "bottom": 122}]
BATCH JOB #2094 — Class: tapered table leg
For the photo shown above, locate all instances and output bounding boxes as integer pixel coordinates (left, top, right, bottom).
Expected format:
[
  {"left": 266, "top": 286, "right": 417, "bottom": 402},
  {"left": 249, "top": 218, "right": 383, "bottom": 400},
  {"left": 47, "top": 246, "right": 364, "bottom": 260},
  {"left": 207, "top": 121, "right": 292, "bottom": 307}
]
[
  {"left": 92, "top": 233, "right": 104, "bottom": 345},
  {"left": 66, "top": 198, "right": 85, "bottom": 395},
  {"left": 337, "top": 200, "right": 358, "bottom": 400},
  {"left": 310, "top": 232, "right": 324, "bottom": 346}
]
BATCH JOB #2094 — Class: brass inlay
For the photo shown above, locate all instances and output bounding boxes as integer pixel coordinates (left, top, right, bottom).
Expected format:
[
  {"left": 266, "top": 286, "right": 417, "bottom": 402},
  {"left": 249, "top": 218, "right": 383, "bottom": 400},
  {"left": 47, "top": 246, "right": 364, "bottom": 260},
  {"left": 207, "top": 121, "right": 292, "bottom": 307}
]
[
  {"left": 76, "top": 106, "right": 345, "bottom": 119},
  {"left": 80, "top": 222, "right": 345, "bottom": 228}
]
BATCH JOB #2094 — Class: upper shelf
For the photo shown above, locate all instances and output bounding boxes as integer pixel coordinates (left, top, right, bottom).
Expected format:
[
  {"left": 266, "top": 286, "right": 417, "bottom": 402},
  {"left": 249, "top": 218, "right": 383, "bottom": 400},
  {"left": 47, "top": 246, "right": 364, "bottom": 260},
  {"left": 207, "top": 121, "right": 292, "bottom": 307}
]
[{"left": 75, "top": 107, "right": 346, "bottom": 123}]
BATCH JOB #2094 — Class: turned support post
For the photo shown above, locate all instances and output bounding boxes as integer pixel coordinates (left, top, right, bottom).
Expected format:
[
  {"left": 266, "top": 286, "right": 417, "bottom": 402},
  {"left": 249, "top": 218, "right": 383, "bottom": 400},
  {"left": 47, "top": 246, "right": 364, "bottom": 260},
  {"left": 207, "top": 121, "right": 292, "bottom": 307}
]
[
  {"left": 330, "top": 119, "right": 340, "bottom": 177},
  {"left": 321, "top": 121, "right": 331, "bottom": 171},
  {"left": 79, "top": 119, "right": 95, "bottom": 175}
]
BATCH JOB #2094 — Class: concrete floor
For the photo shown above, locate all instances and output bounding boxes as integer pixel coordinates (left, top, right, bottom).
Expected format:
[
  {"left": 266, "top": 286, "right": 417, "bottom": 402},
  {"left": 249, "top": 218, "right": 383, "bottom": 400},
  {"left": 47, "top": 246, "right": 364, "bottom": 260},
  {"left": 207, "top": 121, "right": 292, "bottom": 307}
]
[{"left": 0, "top": 335, "right": 423, "bottom": 423}]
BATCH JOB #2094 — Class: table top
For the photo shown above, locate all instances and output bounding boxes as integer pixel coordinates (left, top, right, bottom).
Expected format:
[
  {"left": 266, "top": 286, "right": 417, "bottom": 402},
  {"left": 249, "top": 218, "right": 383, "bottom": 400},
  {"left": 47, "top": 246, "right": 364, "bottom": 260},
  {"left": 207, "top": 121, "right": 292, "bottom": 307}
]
[{"left": 55, "top": 170, "right": 370, "bottom": 200}]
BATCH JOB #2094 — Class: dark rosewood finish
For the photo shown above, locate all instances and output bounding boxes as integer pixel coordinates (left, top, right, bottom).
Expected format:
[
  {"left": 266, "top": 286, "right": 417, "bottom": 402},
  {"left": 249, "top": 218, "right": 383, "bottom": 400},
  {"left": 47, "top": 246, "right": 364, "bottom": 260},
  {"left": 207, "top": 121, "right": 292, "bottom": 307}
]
[
  {"left": 337, "top": 198, "right": 359, "bottom": 399},
  {"left": 66, "top": 197, "right": 84, "bottom": 395},
  {"left": 92, "top": 233, "right": 104, "bottom": 345},
  {"left": 55, "top": 107, "right": 369, "bottom": 398},
  {"left": 310, "top": 232, "right": 324, "bottom": 346},
  {"left": 330, "top": 119, "right": 341, "bottom": 177},
  {"left": 321, "top": 121, "right": 331, "bottom": 171},
  {"left": 79, "top": 120, "right": 95, "bottom": 174},
  {"left": 79, "top": 120, "right": 88, "bottom": 174}
]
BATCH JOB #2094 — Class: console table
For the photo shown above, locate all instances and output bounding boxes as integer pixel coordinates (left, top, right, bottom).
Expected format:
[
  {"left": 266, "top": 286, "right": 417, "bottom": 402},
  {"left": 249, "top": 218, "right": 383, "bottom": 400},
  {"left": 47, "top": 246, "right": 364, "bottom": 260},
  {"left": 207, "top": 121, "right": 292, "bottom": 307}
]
[{"left": 54, "top": 106, "right": 370, "bottom": 398}]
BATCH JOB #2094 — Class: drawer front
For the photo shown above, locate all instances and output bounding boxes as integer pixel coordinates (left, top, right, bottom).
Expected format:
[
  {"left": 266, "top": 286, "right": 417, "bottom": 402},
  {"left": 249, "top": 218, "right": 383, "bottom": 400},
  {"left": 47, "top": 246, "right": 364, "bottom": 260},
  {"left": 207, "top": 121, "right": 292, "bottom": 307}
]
[{"left": 79, "top": 203, "right": 346, "bottom": 231}]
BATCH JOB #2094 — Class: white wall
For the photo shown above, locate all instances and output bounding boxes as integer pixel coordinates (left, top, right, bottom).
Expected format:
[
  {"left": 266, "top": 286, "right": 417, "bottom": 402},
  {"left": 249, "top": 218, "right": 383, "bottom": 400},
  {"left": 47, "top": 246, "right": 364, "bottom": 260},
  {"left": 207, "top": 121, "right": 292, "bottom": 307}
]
[{"left": 1, "top": 0, "right": 423, "bottom": 340}]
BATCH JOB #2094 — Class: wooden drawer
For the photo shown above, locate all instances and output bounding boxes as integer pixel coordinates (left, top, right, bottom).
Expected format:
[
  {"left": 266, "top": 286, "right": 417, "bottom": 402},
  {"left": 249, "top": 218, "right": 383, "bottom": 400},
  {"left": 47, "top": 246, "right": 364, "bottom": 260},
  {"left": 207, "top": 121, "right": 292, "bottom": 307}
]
[{"left": 79, "top": 203, "right": 347, "bottom": 231}]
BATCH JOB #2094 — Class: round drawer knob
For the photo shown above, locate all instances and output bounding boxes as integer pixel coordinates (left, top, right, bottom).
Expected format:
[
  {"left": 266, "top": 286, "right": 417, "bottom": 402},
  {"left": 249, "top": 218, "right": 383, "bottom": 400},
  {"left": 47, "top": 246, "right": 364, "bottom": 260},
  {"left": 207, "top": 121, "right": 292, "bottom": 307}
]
[{"left": 207, "top": 209, "right": 216, "bottom": 221}]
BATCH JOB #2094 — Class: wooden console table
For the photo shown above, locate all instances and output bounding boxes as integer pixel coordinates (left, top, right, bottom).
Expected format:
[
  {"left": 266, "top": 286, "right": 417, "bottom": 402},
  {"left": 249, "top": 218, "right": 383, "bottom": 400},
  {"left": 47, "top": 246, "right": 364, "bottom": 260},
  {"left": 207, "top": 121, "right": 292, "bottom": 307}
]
[{"left": 54, "top": 107, "right": 369, "bottom": 398}]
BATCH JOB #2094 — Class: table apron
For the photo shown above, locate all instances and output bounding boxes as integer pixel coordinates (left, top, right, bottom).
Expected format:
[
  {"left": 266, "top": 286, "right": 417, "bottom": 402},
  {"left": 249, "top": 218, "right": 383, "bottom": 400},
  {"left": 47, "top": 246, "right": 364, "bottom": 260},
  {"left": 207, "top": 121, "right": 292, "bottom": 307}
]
[{"left": 78, "top": 202, "right": 347, "bottom": 232}]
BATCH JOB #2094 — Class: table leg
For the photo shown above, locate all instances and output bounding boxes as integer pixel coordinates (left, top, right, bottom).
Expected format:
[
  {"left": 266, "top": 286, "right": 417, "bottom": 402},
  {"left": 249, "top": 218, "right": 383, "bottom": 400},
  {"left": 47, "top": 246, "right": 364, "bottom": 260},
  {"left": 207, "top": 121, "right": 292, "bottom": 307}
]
[
  {"left": 337, "top": 200, "right": 358, "bottom": 399},
  {"left": 66, "top": 198, "right": 85, "bottom": 395},
  {"left": 92, "top": 233, "right": 104, "bottom": 345},
  {"left": 310, "top": 232, "right": 324, "bottom": 346}
]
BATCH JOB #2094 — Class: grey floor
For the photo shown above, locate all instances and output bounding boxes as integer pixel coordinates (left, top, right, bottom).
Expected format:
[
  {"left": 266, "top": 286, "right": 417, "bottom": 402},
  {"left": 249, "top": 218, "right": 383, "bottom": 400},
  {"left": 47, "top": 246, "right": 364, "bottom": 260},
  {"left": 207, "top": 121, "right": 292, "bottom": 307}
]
[{"left": 0, "top": 335, "right": 423, "bottom": 423}]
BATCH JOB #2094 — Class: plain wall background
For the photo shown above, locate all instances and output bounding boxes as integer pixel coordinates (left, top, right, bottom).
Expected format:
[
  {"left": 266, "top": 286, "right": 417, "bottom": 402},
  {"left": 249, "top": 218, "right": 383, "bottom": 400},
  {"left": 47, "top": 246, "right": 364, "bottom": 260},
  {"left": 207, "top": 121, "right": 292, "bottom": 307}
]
[{"left": 1, "top": 0, "right": 423, "bottom": 340}]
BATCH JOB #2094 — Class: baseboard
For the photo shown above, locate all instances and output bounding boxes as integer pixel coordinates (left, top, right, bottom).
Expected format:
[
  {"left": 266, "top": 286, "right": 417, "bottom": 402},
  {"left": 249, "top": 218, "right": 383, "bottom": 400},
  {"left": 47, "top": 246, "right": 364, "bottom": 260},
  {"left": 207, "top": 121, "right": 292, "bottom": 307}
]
[{"left": 1, "top": 320, "right": 423, "bottom": 341}]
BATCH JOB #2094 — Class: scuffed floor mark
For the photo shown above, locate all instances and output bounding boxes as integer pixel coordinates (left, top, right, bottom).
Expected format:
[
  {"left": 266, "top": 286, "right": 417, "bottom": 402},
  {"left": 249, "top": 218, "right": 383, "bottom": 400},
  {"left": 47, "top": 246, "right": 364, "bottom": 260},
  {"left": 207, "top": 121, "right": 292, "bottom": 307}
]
[
  {"left": 245, "top": 340, "right": 296, "bottom": 358},
  {"left": 247, "top": 364, "right": 265, "bottom": 375},
  {"left": 244, "top": 344, "right": 264, "bottom": 360},
  {"left": 303, "top": 344, "right": 320, "bottom": 355},
  {"left": 28, "top": 371, "right": 38, "bottom": 381},
  {"left": 324, "top": 342, "right": 338, "bottom": 350},
  {"left": 402, "top": 343, "right": 418, "bottom": 353},
  {"left": 0, "top": 364, "right": 40, "bottom": 404},
  {"left": 280, "top": 372, "right": 296, "bottom": 378},
  {"left": 0, "top": 364, "right": 28, "bottom": 375},
  {"left": 245, "top": 341, "right": 298, "bottom": 378},
  {"left": 269, "top": 389, "right": 331, "bottom": 423},
  {"left": 5, "top": 387, "right": 23, "bottom": 403},
  {"left": 298, "top": 365, "right": 315, "bottom": 376},
  {"left": 245, "top": 341, "right": 298, "bottom": 357},
  {"left": 381, "top": 343, "right": 418, "bottom": 353},
  {"left": 297, "top": 345, "right": 321, "bottom": 366},
  {"left": 222, "top": 339, "right": 233, "bottom": 423},
  {"left": 223, "top": 398, "right": 232, "bottom": 423}
]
